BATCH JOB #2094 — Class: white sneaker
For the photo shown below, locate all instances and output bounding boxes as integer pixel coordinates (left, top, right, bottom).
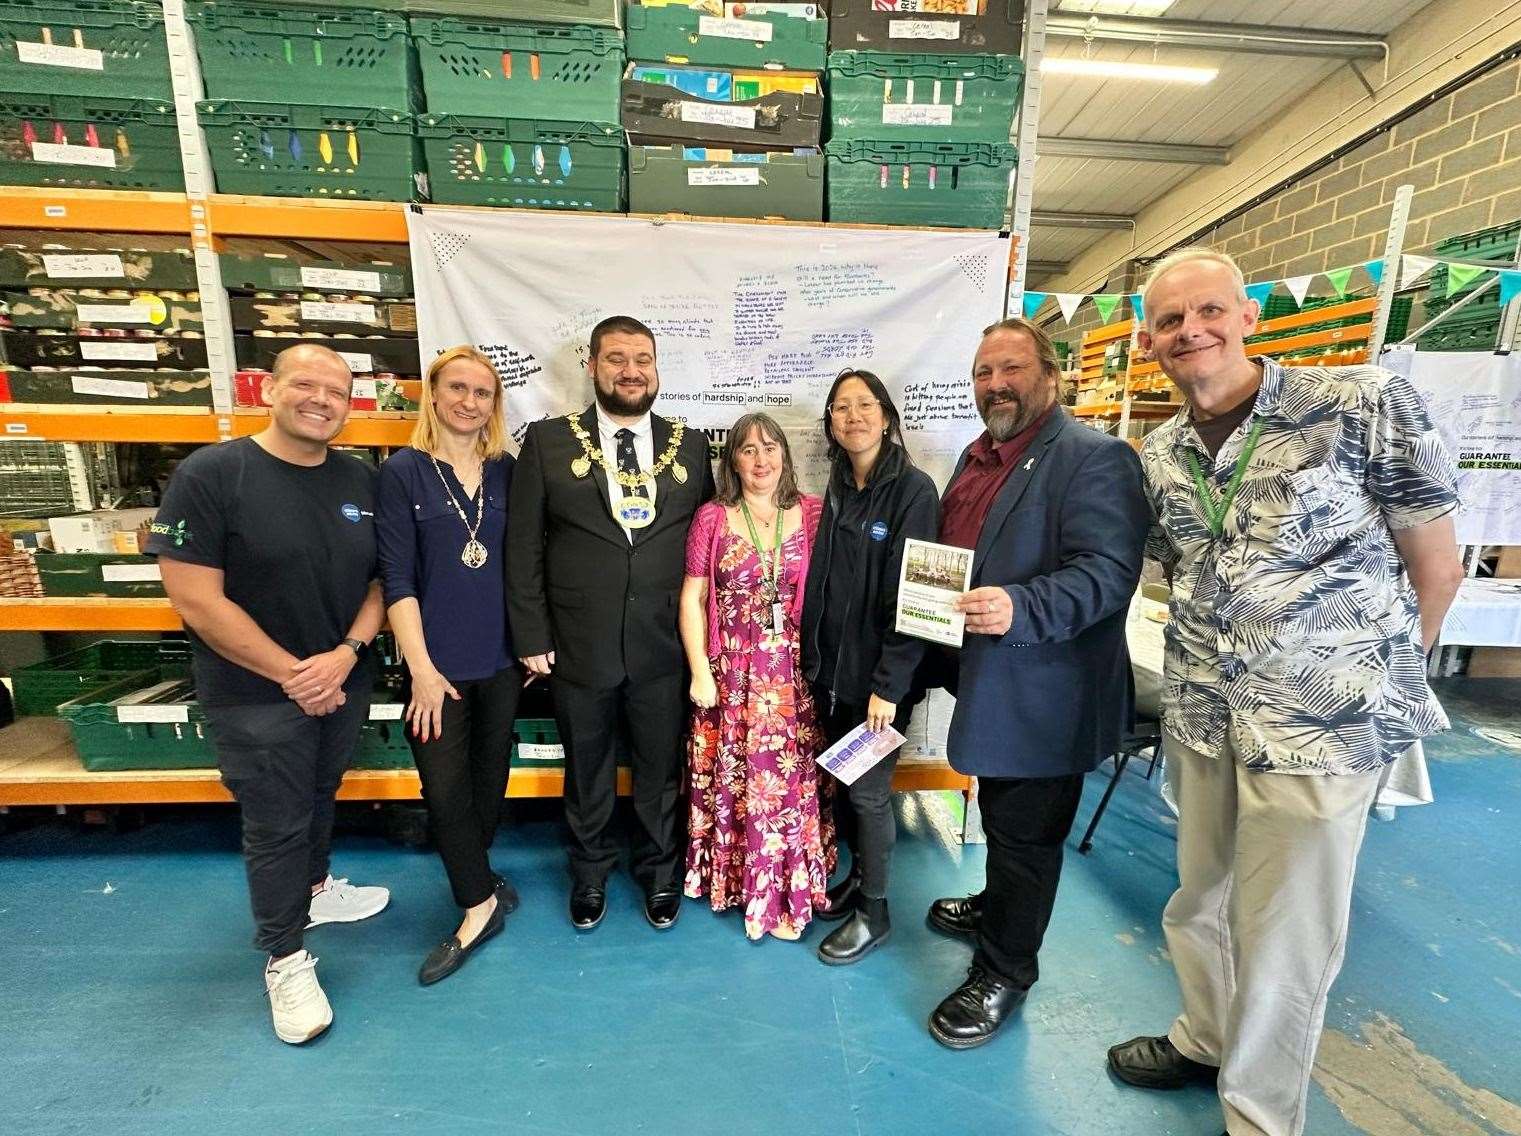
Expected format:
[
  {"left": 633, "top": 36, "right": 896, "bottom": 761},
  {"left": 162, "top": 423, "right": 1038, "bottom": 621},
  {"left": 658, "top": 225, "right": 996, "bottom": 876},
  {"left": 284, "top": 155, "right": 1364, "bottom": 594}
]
[
  {"left": 265, "top": 950, "right": 332, "bottom": 1045},
  {"left": 306, "top": 875, "right": 390, "bottom": 928}
]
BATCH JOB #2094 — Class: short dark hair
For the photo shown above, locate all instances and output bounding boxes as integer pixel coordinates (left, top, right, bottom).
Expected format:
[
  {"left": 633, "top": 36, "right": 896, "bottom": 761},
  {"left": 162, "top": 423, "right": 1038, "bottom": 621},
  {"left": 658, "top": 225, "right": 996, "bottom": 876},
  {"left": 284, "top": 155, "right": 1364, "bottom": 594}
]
[
  {"left": 589, "top": 315, "right": 656, "bottom": 360},
  {"left": 820, "top": 368, "right": 906, "bottom": 470},
  {"left": 714, "top": 413, "right": 801, "bottom": 509}
]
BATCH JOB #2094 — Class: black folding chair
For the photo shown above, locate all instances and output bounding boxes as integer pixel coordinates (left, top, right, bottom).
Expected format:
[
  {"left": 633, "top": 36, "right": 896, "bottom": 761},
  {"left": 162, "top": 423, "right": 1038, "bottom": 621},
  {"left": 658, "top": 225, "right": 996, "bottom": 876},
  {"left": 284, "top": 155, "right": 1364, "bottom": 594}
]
[{"left": 1078, "top": 717, "right": 1163, "bottom": 854}]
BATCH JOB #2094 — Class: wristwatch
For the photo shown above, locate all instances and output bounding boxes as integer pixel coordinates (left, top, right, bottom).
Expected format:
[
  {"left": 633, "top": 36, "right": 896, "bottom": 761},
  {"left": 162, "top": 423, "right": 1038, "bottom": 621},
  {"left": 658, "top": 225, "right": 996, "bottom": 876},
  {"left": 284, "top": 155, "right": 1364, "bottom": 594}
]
[{"left": 340, "top": 638, "right": 367, "bottom": 658}]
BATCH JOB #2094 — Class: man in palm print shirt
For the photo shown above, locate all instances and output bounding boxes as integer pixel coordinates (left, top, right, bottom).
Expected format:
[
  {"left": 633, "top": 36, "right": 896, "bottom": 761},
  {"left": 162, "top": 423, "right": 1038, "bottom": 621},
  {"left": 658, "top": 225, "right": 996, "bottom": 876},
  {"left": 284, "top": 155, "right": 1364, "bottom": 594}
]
[{"left": 1107, "top": 249, "right": 1463, "bottom": 1136}]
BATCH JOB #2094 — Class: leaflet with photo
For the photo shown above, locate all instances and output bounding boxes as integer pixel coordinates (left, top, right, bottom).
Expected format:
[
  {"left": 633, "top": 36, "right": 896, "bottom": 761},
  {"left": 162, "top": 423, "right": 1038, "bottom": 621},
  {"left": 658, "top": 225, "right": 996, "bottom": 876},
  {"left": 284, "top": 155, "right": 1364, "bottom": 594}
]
[
  {"left": 894, "top": 537, "right": 974, "bottom": 647},
  {"left": 816, "top": 722, "right": 908, "bottom": 787}
]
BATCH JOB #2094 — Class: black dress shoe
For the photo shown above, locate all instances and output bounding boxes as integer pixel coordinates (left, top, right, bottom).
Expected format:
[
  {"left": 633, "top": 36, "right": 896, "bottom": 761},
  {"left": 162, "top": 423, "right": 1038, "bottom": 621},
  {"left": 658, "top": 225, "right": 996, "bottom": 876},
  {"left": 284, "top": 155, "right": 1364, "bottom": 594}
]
[
  {"left": 926, "top": 892, "right": 983, "bottom": 938},
  {"left": 817, "top": 896, "right": 891, "bottom": 965},
  {"left": 1107, "top": 1034, "right": 1219, "bottom": 1089},
  {"left": 927, "top": 964, "right": 1027, "bottom": 1049},
  {"left": 815, "top": 868, "right": 861, "bottom": 923},
  {"left": 569, "top": 885, "right": 606, "bottom": 931},
  {"left": 418, "top": 897, "right": 505, "bottom": 986},
  {"left": 644, "top": 889, "right": 681, "bottom": 930}
]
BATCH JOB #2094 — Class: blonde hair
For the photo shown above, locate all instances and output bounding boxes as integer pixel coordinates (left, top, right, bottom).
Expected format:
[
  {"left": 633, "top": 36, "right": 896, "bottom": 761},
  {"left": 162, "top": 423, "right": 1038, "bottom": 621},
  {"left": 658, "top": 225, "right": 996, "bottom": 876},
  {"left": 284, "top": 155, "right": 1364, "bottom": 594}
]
[
  {"left": 411, "top": 345, "right": 508, "bottom": 460},
  {"left": 1140, "top": 247, "right": 1249, "bottom": 321}
]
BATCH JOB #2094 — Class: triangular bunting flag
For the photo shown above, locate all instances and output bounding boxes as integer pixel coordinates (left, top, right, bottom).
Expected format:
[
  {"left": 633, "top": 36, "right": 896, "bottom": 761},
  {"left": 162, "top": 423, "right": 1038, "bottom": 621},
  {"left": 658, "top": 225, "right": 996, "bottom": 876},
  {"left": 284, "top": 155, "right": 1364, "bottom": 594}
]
[
  {"left": 1445, "top": 262, "right": 1487, "bottom": 298},
  {"left": 1092, "top": 293, "right": 1121, "bottom": 323},
  {"left": 1055, "top": 293, "right": 1084, "bottom": 324},
  {"left": 1400, "top": 254, "right": 1437, "bottom": 288},
  {"left": 1244, "top": 281, "right": 1274, "bottom": 309},
  {"left": 1324, "top": 265, "right": 1356, "bottom": 296},
  {"left": 1500, "top": 269, "right": 1521, "bottom": 308},
  {"left": 1022, "top": 291, "right": 1048, "bottom": 319},
  {"left": 1363, "top": 259, "right": 1384, "bottom": 287},
  {"left": 1285, "top": 275, "right": 1314, "bottom": 306},
  {"left": 1129, "top": 292, "right": 1145, "bottom": 322}
]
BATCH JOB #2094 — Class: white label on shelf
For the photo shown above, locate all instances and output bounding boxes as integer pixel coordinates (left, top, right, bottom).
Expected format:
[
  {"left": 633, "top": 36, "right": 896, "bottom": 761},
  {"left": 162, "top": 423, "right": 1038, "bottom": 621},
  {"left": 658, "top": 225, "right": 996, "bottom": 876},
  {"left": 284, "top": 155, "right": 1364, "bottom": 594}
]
[
  {"left": 299, "top": 300, "right": 378, "bottom": 324},
  {"left": 735, "top": 3, "right": 818, "bottom": 16},
  {"left": 80, "top": 340, "right": 159, "bottom": 362},
  {"left": 350, "top": 378, "right": 378, "bottom": 401},
  {"left": 71, "top": 374, "right": 151, "bottom": 400},
  {"left": 516, "top": 743, "right": 566, "bottom": 763},
  {"left": 101, "top": 562, "right": 162, "bottom": 582},
  {"left": 369, "top": 703, "right": 404, "bottom": 721},
  {"left": 687, "top": 166, "right": 762, "bottom": 186},
  {"left": 30, "top": 141, "right": 117, "bottom": 168},
  {"left": 74, "top": 302, "right": 154, "bottom": 324},
  {"left": 698, "top": 15, "right": 774, "bottom": 41},
  {"left": 337, "top": 351, "right": 373, "bottom": 374},
  {"left": 42, "top": 253, "right": 125, "bottom": 279},
  {"left": 300, "top": 266, "right": 382, "bottom": 292},
  {"left": 16, "top": 41, "right": 104, "bottom": 71},
  {"left": 680, "top": 101, "right": 757, "bottom": 130},
  {"left": 882, "top": 102, "right": 954, "bottom": 126},
  {"left": 888, "top": 18, "right": 961, "bottom": 39},
  {"left": 117, "top": 703, "right": 188, "bottom": 724}
]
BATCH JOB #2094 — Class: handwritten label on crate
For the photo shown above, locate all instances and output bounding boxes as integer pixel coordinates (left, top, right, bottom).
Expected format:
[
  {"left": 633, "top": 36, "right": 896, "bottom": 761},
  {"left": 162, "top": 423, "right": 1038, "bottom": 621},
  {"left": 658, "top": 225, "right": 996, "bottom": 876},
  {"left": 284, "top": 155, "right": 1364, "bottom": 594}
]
[
  {"left": 300, "top": 266, "right": 382, "bottom": 292},
  {"left": 30, "top": 141, "right": 117, "bottom": 168},
  {"left": 337, "top": 351, "right": 373, "bottom": 374},
  {"left": 351, "top": 378, "right": 378, "bottom": 401},
  {"left": 687, "top": 166, "right": 762, "bottom": 186},
  {"left": 698, "top": 15, "right": 774, "bottom": 41},
  {"left": 74, "top": 302, "right": 154, "bottom": 324},
  {"left": 80, "top": 339, "right": 160, "bottom": 362},
  {"left": 117, "top": 703, "right": 189, "bottom": 724},
  {"left": 102, "top": 562, "right": 163, "bottom": 582},
  {"left": 516, "top": 743, "right": 566, "bottom": 762},
  {"left": 680, "top": 101, "right": 757, "bottom": 130},
  {"left": 16, "top": 41, "right": 105, "bottom": 71},
  {"left": 369, "top": 703, "right": 404, "bottom": 721},
  {"left": 888, "top": 19, "right": 960, "bottom": 39},
  {"left": 42, "top": 253, "right": 125, "bottom": 280},
  {"left": 71, "top": 374, "right": 151, "bottom": 400},
  {"left": 882, "top": 103, "right": 954, "bottom": 126},
  {"left": 299, "top": 300, "right": 378, "bottom": 324}
]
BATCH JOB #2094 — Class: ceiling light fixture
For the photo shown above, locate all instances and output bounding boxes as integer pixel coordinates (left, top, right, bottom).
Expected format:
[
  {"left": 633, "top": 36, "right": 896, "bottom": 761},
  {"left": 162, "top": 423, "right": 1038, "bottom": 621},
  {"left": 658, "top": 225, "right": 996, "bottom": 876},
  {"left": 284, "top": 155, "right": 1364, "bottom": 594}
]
[{"left": 1040, "top": 57, "right": 1218, "bottom": 84}]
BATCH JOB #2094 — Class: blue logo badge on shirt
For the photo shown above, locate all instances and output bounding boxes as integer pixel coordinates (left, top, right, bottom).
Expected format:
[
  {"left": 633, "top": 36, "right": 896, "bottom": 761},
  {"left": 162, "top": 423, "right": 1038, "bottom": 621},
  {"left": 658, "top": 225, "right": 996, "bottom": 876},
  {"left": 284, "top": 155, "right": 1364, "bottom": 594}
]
[
  {"left": 869, "top": 520, "right": 890, "bottom": 542},
  {"left": 341, "top": 503, "right": 363, "bottom": 523}
]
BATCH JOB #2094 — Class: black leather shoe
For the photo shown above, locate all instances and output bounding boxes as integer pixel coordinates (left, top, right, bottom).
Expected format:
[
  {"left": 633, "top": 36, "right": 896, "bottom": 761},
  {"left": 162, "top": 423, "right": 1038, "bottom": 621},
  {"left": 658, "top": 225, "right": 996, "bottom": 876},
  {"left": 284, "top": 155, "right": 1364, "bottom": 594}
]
[
  {"left": 927, "top": 892, "right": 982, "bottom": 938},
  {"left": 817, "top": 896, "right": 891, "bottom": 965},
  {"left": 816, "top": 869, "right": 861, "bottom": 923},
  {"left": 492, "top": 874, "right": 520, "bottom": 916},
  {"left": 644, "top": 889, "right": 681, "bottom": 930},
  {"left": 569, "top": 885, "right": 606, "bottom": 931},
  {"left": 927, "top": 964, "right": 1026, "bottom": 1049},
  {"left": 418, "top": 897, "right": 505, "bottom": 986},
  {"left": 1107, "top": 1034, "right": 1219, "bottom": 1089}
]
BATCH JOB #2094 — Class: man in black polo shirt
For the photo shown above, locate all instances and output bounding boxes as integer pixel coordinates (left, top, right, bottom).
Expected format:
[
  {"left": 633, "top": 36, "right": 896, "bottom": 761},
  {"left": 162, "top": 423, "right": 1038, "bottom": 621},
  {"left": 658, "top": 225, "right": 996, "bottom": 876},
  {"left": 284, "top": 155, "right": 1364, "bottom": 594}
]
[{"left": 147, "top": 344, "right": 388, "bottom": 1045}]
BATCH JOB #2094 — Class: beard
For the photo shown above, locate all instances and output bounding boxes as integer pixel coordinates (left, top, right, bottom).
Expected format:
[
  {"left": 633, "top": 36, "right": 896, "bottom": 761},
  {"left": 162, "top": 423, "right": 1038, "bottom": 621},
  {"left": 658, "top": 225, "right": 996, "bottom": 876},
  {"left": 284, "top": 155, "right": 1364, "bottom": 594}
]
[
  {"left": 980, "top": 383, "right": 1053, "bottom": 441},
  {"left": 594, "top": 377, "right": 657, "bottom": 418}
]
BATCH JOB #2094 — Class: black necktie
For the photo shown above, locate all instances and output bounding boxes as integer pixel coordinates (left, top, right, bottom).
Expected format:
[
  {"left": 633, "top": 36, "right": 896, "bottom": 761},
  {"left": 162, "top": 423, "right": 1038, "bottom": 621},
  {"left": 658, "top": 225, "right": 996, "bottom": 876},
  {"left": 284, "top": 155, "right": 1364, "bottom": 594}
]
[{"left": 615, "top": 428, "right": 642, "bottom": 498}]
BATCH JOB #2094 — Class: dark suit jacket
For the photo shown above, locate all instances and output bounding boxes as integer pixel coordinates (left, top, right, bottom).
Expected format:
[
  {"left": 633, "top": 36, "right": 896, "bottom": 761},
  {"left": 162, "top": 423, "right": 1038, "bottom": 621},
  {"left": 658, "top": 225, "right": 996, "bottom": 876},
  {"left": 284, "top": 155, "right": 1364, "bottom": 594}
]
[
  {"left": 506, "top": 406, "right": 715, "bottom": 689},
  {"left": 945, "top": 408, "right": 1148, "bottom": 779}
]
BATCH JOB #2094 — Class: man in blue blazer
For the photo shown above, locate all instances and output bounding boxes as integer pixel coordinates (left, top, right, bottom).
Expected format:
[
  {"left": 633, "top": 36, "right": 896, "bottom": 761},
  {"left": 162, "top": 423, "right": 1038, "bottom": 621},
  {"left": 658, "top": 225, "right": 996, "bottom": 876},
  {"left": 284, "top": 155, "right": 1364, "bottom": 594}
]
[{"left": 924, "top": 316, "right": 1149, "bottom": 1049}]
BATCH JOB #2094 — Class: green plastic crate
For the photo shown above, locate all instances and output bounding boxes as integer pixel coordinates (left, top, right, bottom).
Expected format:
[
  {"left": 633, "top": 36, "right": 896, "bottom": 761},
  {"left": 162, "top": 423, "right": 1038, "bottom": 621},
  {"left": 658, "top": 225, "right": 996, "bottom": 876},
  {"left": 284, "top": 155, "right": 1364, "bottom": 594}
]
[
  {"left": 511, "top": 717, "right": 561, "bottom": 767},
  {"left": 219, "top": 252, "right": 412, "bottom": 296},
  {"left": 1432, "top": 218, "right": 1521, "bottom": 263},
  {"left": 186, "top": 3, "right": 419, "bottom": 110},
  {"left": 827, "top": 52, "right": 1021, "bottom": 144},
  {"left": 826, "top": 139, "right": 1014, "bottom": 228},
  {"left": 293, "top": 0, "right": 620, "bottom": 26},
  {"left": 418, "top": 113, "right": 623, "bottom": 210},
  {"left": 626, "top": 1, "right": 826, "bottom": 71},
  {"left": 198, "top": 100, "right": 423, "bottom": 201},
  {"left": 411, "top": 17, "right": 623, "bottom": 121},
  {"left": 0, "top": 0, "right": 171, "bottom": 99},
  {"left": 36, "top": 552, "right": 165, "bottom": 597},
  {"left": 0, "top": 93, "right": 181, "bottom": 190},
  {"left": 12, "top": 638, "right": 192, "bottom": 717},
  {"left": 59, "top": 675, "right": 216, "bottom": 771},
  {"left": 629, "top": 144, "right": 822, "bottom": 221},
  {"left": 1416, "top": 309, "right": 1503, "bottom": 353}
]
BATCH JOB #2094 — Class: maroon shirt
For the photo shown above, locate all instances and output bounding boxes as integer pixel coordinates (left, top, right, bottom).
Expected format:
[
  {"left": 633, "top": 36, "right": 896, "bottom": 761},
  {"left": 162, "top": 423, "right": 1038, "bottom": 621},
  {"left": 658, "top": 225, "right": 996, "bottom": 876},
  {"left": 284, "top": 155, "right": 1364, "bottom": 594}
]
[{"left": 939, "top": 406, "right": 1055, "bottom": 550}]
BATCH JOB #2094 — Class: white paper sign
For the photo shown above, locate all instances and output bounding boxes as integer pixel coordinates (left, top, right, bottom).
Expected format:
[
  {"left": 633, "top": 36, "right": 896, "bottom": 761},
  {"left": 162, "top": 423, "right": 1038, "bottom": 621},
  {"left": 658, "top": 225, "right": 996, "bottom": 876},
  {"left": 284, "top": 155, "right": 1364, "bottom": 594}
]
[
  {"left": 687, "top": 166, "right": 762, "bottom": 186},
  {"left": 117, "top": 704, "right": 189, "bottom": 724},
  {"left": 516, "top": 743, "right": 566, "bottom": 762},
  {"left": 43, "top": 253, "right": 125, "bottom": 279},
  {"left": 337, "top": 351, "right": 374, "bottom": 373},
  {"left": 895, "top": 537, "right": 974, "bottom": 647},
  {"left": 30, "top": 141, "right": 116, "bottom": 168},
  {"left": 300, "top": 266, "right": 382, "bottom": 292},
  {"left": 75, "top": 302, "right": 153, "bottom": 324},
  {"left": 71, "top": 374, "right": 151, "bottom": 400},
  {"left": 817, "top": 723, "right": 907, "bottom": 786},
  {"left": 80, "top": 339, "right": 159, "bottom": 362},
  {"left": 351, "top": 378, "right": 378, "bottom": 400},
  {"left": 882, "top": 103, "right": 954, "bottom": 126},
  {"left": 300, "top": 300, "right": 377, "bottom": 323},
  {"left": 680, "top": 101, "right": 757, "bottom": 130},
  {"left": 101, "top": 562, "right": 162, "bottom": 582},
  {"left": 698, "top": 14, "right": 774, "bottom": 41},
  {"left": 369, "top": 702, "right": 404, "bottom": 720},
  {"left": 889, "top": 19, "right": 961, "bottom": 39},
  {"left": 16, "top": 41, "right": 104, "bottom": 70}
]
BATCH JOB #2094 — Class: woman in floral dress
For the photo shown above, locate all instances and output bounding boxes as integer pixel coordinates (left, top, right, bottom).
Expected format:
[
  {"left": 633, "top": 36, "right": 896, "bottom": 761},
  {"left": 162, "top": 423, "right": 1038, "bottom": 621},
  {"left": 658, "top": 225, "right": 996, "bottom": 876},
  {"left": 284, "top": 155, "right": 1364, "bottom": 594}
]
[{"left": 679, "top": 412, "right": 834, "bottom": 940}]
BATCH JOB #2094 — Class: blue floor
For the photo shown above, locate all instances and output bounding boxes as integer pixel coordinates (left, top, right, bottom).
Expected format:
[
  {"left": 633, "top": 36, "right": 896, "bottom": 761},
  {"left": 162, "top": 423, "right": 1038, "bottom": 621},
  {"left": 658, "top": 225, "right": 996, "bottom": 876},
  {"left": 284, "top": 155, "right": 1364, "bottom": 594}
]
[{"left": 2, "top": 679, "right": 1518, "bottom": 1136}]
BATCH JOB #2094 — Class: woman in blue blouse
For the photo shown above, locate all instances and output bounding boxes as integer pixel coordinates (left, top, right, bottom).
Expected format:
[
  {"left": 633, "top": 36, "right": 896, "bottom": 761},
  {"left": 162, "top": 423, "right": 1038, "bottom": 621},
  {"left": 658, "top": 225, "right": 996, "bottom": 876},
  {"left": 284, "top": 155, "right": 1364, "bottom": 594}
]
[{"left": 377, "top": 345, "right": 520, "bottom": 985}]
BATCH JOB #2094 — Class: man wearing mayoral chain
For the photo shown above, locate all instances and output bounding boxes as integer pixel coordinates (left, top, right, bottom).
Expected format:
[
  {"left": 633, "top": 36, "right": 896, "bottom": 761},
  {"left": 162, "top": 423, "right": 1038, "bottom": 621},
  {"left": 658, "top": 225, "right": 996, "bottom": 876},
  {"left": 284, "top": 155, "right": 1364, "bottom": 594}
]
[{"left": 508, "top": 316, "right": 715, "bottom": 932}]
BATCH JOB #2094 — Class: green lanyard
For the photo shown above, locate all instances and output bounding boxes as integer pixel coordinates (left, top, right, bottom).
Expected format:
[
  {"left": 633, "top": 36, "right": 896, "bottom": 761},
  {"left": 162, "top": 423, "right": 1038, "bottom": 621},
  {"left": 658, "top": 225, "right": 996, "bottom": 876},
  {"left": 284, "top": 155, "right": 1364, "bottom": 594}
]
[
  {"left": 739, "top": 500, "right": 783, "bottom": 598},
  {"left": 1183, "top": 417, "right": 1264, "bottom": 539}
]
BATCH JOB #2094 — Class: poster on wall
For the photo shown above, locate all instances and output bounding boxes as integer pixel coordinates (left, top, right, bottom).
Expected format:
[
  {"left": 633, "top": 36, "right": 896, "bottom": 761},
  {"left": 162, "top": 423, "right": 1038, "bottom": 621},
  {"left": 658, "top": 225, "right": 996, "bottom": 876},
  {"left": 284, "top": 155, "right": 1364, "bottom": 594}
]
[
  {"left": 1384, "top": 348, "right": 1521, "bottom": 546},
  {"left": 405, "top": 208, "right": 1008, "bottom": 491}
]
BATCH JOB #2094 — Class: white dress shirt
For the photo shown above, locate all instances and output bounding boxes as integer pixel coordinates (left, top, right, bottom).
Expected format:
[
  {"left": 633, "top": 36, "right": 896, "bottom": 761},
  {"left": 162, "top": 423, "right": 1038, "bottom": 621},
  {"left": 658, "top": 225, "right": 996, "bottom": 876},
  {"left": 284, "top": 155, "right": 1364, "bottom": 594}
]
[{"left": 595, "top": 405, "right": 656, "bottom": 542}]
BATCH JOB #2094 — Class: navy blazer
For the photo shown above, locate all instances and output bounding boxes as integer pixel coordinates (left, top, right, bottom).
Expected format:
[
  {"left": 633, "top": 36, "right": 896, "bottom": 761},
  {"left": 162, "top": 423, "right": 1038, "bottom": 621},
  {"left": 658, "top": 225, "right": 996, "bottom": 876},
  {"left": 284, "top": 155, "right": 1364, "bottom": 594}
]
[{"left": 944, "top": 408, "right": 1149, "bottom": 779}]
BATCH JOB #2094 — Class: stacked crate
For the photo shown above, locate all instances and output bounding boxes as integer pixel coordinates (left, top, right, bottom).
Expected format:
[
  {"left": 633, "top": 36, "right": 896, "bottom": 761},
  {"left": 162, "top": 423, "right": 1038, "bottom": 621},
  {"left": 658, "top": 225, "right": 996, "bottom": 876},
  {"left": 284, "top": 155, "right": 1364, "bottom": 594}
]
[
  {"left": 1417, "top": 219, "right": 1521, "bottom": 353},
  {"left": 623, "top": 1, "right": 827, "bottom": 221},
  {"left": 823, "top": 0, "right": 1021, "bottom": 228},
  {"left": 412, "top": 0, "right": 625, "bottom": 210},
  {"left": 0, "top": 0, "right": 182, "bottom": 190}
]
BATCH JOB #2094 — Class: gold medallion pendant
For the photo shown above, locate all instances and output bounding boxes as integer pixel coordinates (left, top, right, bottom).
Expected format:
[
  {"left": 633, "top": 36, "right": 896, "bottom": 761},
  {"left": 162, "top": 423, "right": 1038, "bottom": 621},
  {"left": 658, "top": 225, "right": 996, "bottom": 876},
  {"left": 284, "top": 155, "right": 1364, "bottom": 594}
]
[
  {"left": 461, "top": 539, "right": 489, "bottom": 569},
  {"left": 615, "top": 495, "right": 656, "bottom": 529},
  {"left": 571, "top": 456, "right": 591, "bottom": 479},
  {"left": 672, "top": 461, "right": 688, "bottom": 485}
]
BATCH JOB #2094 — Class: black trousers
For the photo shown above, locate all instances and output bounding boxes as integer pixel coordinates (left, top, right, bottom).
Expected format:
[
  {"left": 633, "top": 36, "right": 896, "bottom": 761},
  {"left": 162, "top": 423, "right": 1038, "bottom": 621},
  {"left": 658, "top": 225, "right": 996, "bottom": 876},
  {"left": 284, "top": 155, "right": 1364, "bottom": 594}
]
[
  {"left": 406, "top": 665, "right": 522, "bottom": 909},
  {"left": 974, "top": 772, "right": 1087, "bottom": 991},
  {"left": 203, "top": 693, "right": 369, "bottom": 959},
  {"left": 816, "top": 692, "right": 915, "bottom": 901},
  {"left": 550, "top": 671, "right": 685, "bottom": 892}
]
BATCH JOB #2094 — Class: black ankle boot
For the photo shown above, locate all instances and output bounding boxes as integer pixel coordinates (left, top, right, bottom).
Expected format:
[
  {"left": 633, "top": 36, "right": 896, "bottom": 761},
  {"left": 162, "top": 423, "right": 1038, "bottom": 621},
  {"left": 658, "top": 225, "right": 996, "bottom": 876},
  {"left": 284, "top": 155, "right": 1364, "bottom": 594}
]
[
  {"left": 816, "top": 867, "right": 861, "bottom": 923},
  {"left": 817, "top": 896, "right": 891, "bottom": 965}
]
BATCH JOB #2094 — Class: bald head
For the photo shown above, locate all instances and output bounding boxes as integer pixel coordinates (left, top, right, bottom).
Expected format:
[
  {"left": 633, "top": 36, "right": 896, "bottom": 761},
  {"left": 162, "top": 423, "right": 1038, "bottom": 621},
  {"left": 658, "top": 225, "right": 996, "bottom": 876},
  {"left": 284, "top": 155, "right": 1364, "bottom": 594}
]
[{"left": 272, "top": 343, "right": 352, "bottom": 386}]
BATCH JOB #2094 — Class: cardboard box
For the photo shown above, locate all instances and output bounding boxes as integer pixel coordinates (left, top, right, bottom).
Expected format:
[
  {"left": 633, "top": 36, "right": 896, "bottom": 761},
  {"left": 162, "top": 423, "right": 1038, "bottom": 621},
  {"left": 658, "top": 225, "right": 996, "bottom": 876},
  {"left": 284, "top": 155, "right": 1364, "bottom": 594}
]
[{"left": 47, "top": 509, "right": 157, "bottom": 555}]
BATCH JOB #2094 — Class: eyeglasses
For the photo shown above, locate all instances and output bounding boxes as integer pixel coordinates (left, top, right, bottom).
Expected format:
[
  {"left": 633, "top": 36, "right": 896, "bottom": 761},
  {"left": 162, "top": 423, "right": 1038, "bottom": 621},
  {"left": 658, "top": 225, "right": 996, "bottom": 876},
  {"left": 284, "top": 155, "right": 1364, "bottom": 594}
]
[{"left": 829, "top": 399, "right": 882, "bottom": 418}]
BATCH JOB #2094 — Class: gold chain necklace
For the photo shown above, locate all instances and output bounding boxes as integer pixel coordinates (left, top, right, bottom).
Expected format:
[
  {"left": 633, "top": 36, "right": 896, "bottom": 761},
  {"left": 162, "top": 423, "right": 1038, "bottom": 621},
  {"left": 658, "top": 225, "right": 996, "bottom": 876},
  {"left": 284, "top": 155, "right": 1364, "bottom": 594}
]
[
  {"left": 429, "top": 454, "right": 488, "bottom": 569},
  {"left": 566, "top": 414, "right": 688, "bottom": 490}
]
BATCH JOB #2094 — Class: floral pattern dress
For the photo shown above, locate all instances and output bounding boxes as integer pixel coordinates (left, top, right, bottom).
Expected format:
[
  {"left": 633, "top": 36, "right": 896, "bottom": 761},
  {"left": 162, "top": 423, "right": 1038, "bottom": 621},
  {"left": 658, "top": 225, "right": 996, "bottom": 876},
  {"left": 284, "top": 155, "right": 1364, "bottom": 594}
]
[{"left": 683, "top": 520, "right": 835, "bottom": 939}]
